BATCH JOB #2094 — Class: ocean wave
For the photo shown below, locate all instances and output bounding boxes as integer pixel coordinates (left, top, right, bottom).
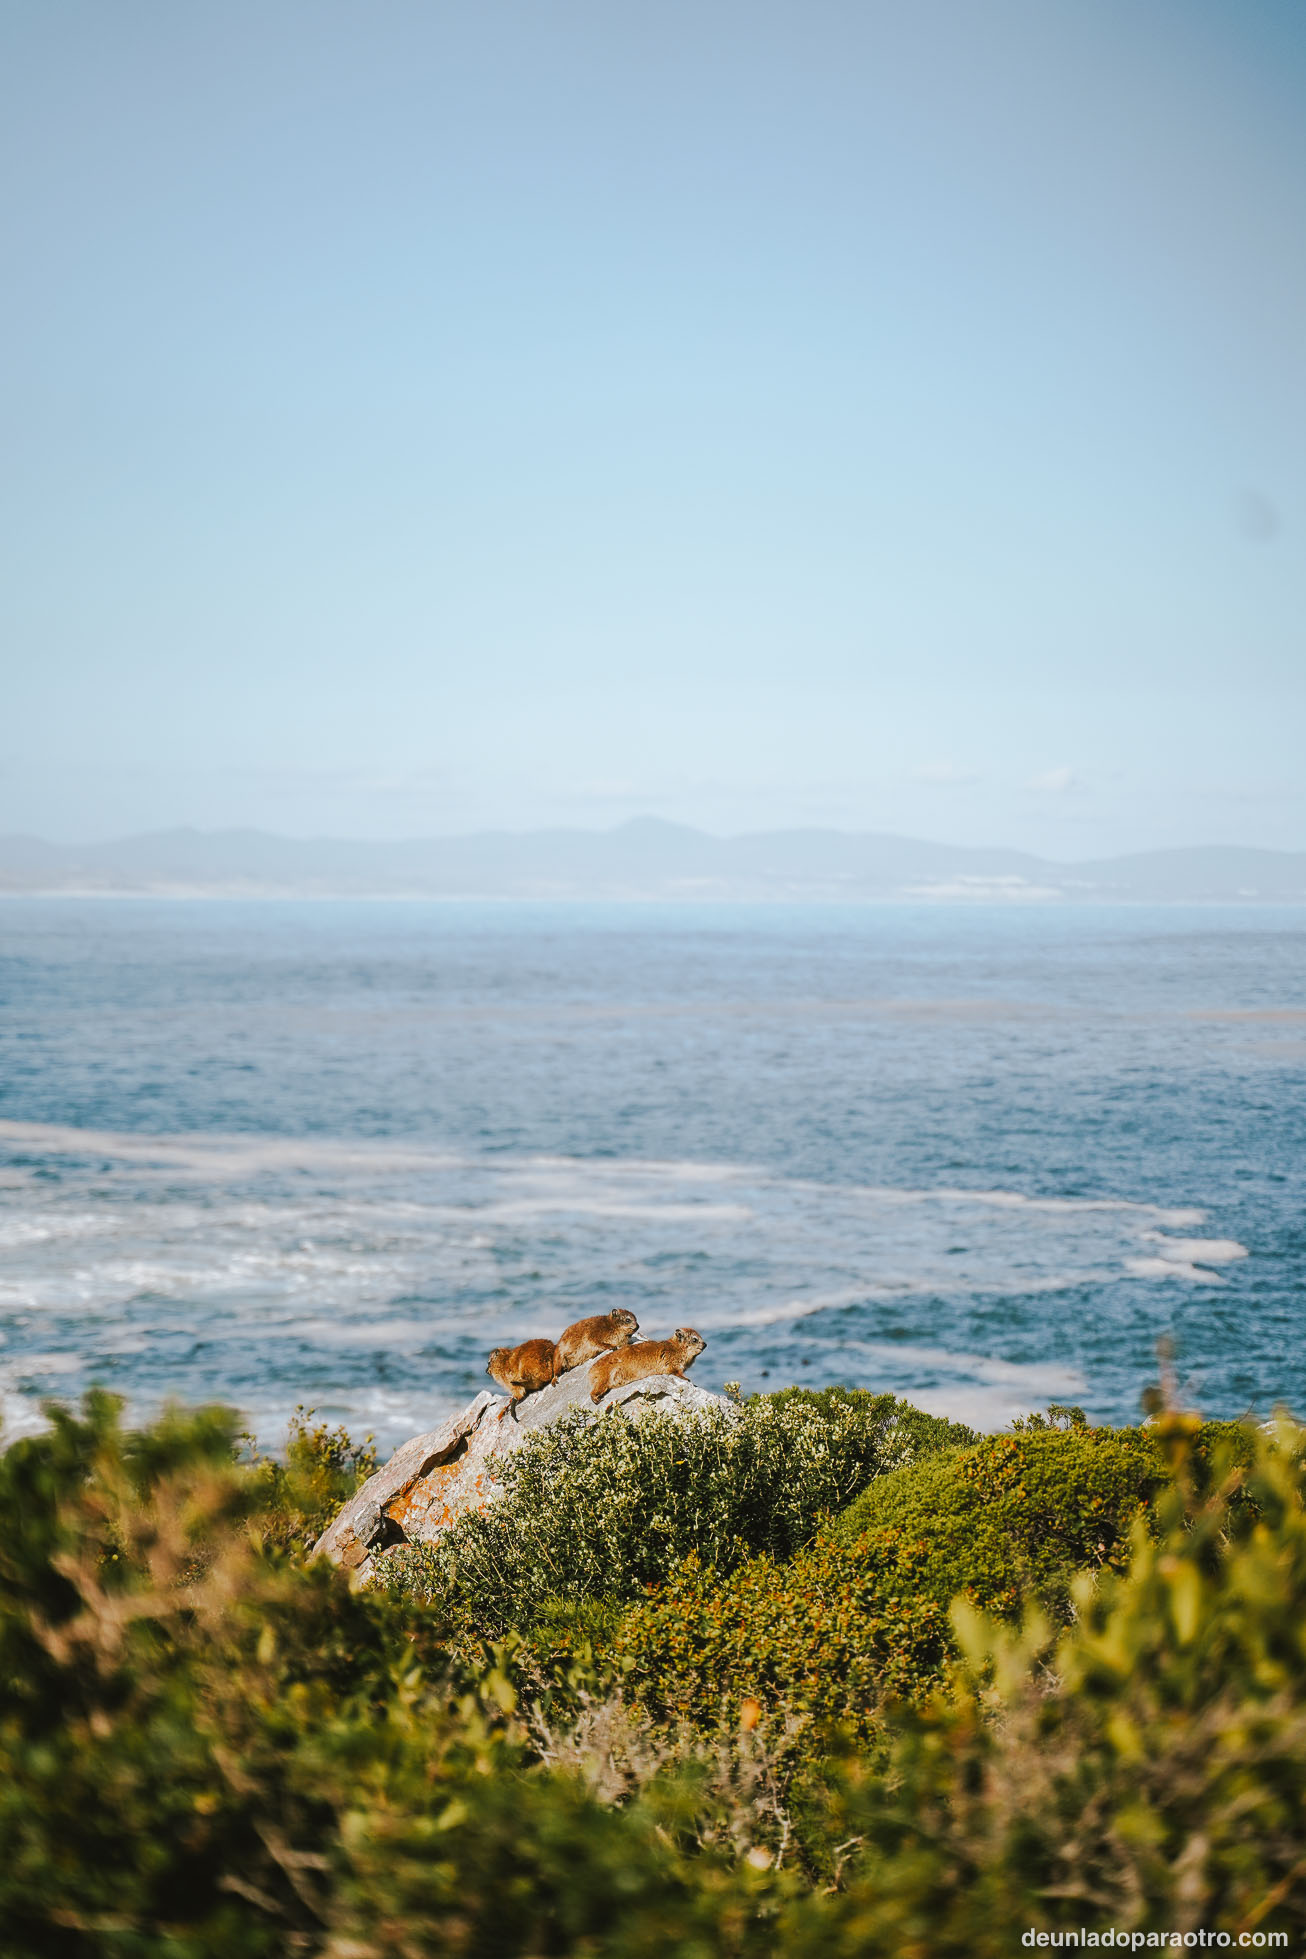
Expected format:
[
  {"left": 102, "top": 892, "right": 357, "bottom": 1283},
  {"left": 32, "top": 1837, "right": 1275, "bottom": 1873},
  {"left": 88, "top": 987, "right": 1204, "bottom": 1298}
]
[
  {"left": 0, "top": 1120, "right": 1219, "bottom": 1226},
  {"left": 0, "top": 1117, "right": 1252, "bottom": 1448}
]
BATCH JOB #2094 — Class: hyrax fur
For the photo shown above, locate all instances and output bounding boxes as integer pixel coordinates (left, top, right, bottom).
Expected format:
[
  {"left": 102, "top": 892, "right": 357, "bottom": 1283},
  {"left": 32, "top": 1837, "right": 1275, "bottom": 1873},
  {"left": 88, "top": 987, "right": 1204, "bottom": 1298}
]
[
  {"left": 589, "top": 1327, "right": 707, "bottom": 1403},
  {"left": 486, "top": 1337, "right": 558, "bottom": 1412},
  {"left": 553, "top": 1308, "right": 639, "bottom": 1377}
]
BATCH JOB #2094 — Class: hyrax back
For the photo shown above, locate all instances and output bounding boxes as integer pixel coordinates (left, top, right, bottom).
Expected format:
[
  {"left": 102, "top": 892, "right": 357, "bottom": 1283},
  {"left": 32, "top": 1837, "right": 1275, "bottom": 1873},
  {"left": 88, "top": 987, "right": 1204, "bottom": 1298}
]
[
  {"left": 553, "top": 1308, "right": 639, "bottom": 1376},
  {"left": 486, "top": 1337, "right": 557, "bottom": 1404},
  {"left": 589, "top": 1327, "right": 707, "bottom": 1403}
]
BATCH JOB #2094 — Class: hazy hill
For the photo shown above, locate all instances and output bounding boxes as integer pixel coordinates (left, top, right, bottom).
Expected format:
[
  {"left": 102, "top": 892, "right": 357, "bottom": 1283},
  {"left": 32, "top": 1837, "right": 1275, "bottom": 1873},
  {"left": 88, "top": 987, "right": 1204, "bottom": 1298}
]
[{"left": 0, "top": 820, "right": 1303, "bottom": 903}]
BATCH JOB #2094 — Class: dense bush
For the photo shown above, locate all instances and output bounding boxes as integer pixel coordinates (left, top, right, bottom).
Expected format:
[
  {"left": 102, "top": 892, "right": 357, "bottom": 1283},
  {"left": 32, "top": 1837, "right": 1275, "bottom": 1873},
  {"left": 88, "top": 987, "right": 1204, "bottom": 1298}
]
[
  {"left": 2, "top": 1390, "right": 1302, "bottom": 1955},
  {"left": 831, "top": 1409, "right": 1252, "bottom": 1616},
  {"left": 605, "top": 1528, "right": 952, "bottom": 1746},
  {"left": 557, "top": 1415, "right": 1247, "bottom": 1743},
  {"left": 0, "top": 1392, "right": 771, "bottom": 1957},
  {"left": 380, "top": 1387, "right": 972, "bottom": 1632},
  {"left": 788, "top": 1412, "right": 1306, "bottom": 1951}
]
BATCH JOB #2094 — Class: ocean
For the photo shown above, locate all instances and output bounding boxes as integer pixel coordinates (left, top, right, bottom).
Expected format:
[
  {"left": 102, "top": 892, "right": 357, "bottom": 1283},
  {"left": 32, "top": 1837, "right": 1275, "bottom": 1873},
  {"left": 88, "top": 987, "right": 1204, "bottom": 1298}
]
[{"left": 1, "top": 899, "right": 1303, "bottom": 1453}]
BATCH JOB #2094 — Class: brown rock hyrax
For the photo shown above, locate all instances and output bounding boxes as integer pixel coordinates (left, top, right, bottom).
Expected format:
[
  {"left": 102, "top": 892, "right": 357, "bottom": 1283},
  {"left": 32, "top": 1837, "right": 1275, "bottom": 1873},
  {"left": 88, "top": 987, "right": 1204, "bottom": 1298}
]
[
  {"left": 553, "top": 1308, "right": 639, "bottom": 1377},
  {"left": 589, "top": 1327, "right": 706, "bottom": 1403},
  {"left": 486, "top": 1338, "right": 557, "bottom": 1411}
]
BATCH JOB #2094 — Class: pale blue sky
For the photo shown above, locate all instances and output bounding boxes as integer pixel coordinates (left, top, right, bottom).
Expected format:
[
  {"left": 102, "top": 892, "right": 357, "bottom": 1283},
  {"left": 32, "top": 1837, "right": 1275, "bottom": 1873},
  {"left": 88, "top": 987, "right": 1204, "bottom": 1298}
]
[{"left": 2, "top": 0, "right": 1304, "bottom": 854}]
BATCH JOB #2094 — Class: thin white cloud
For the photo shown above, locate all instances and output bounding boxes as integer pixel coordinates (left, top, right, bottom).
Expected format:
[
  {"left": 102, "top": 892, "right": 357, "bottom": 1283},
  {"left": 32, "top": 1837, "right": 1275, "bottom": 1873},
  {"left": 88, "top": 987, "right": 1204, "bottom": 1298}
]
[{"left": 1027, "top": 766, "right": 1080, "bottom": 794}]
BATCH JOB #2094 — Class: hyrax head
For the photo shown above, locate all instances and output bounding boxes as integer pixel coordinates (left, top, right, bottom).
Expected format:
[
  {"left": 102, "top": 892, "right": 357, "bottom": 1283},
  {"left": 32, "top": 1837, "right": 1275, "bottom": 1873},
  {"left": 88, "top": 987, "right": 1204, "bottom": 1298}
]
[
  {"left": 486, "top": 1348, "right": 510, "bottom": 1378},
  {"left": 673, "top": 1327, "right": 707, "bottom": 1359},
  {"left": 612, "top": 1308, "right": 639, "bottom": 1342}
]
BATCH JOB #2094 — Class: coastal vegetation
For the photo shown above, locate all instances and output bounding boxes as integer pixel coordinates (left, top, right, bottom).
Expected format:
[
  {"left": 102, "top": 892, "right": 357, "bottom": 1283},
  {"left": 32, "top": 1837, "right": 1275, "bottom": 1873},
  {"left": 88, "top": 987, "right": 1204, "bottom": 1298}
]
[
  {"left": 381, "top": 1385, "right": 973, "bottom": 1633},
  {"left": 0, "top": 1386, "right": 1302, "bottom": 1954}
]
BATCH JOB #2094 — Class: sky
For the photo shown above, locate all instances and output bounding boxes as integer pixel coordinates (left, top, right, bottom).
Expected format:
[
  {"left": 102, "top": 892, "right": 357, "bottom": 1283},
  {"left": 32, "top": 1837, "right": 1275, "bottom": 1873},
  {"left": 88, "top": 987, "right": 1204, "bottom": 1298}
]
[{"left": 2, "top": 0, "right": 1304, "bottom": 857}]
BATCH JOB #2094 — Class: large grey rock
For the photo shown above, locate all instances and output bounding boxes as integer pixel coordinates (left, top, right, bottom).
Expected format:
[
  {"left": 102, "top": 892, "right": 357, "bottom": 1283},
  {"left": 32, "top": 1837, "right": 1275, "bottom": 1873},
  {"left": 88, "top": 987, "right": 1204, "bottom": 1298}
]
[
  {"left": 309, "top": 1390, "right": 497, "bottom": 1573},
  {"left": 310, "top": 1359, "right": 730, "bottom": 1583}
]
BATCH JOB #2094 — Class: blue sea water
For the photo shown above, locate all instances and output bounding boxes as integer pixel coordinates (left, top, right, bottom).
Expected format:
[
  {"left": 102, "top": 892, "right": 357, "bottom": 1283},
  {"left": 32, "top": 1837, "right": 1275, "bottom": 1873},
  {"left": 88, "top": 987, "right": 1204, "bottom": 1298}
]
[{"left": 0, "top": 899, "right": 1303, "bottom": 1452}]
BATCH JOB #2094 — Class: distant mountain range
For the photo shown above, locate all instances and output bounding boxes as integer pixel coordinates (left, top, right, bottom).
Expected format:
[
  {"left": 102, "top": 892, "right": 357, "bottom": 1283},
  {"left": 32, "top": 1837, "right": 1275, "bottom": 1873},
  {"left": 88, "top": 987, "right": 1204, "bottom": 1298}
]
[{"left": 1, "top": 820, "right": 1304, "bottom": 903}]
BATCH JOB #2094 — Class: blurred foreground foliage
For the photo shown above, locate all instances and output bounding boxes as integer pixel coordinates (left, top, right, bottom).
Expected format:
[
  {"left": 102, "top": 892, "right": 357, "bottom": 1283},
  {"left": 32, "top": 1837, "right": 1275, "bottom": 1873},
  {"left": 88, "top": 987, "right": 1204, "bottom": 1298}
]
[{"left": 1, "top": 1386, "right": 1303, "bottom": 1956}]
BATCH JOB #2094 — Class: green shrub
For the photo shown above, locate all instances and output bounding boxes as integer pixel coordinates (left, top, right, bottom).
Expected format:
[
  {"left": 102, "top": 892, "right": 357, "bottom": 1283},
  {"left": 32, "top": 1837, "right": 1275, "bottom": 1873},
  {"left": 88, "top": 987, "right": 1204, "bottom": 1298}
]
[
  {"left": 577, "top": 1415, "right": 1256, "bottom": 1766},
  {"left": 0, "top": 1392, "right": 778, "bottom": 1957},
  {"left": 831, "top": 1412, "right": 1253, "bottom": 1618},
  {"left": 379, "top": 1389, "right": 972, "bottom": 1633},
  {"left": 4, "top": 1388, "right": 1302, "bottom": 1956},
  {"left": 606, "top": 1529, "right": 951, "bottom": 1747},
  {"left": 242, "top": 1405, "right": 378, "bottom": 1557},
  {"left": 787, "top": 1412, "right": 1306, "bottom": 1952}
]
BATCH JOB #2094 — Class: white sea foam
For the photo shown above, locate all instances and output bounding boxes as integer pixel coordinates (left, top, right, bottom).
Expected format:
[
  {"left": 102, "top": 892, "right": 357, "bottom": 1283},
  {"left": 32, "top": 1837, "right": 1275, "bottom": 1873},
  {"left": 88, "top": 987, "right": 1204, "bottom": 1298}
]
[
  {"left": 0, "top": 1120, "right": 1217, "bottom": 1227},
  {"left": 1144, "top": 1236, "right": 1248, "bottom": 1265},
  {"left": 0, "top": 1119, "right": 467, "bottom": 1180},
  {"left": 903, "top": 1382, "right": 1062, "bottom": 1430},
  {"left": 852, "top": 1343, "right": 1087, "bottom": 1393},
  {"left": 0, "top": 1390, "right": 51, "bottom": 1442},
  {"left": 1125, "top": 1257, "right": 1228, "bottom": 1286},
  {"left": 448, "top": 1197, "right": 755, "bottom": 1224},
  {"left": 7, "top": 1351, "right": 83, "bottom": 1374},
  {"left": 0, "top": 1116, "right": 1251, "bottom": 1448},
  {"left": 0, "top": 1212, "right": 121, "bottom": 1248},
  {"left": 1122, "top": 1232, "right": 1250, "bottom": 1285},
  {"left": 251, "top": 1316, "right": 439, "bottom": 1350}
]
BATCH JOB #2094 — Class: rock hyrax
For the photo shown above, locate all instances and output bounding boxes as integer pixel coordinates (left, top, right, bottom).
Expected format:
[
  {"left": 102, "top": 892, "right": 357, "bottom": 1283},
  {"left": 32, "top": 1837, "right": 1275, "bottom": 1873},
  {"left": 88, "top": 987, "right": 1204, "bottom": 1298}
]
[
  {"left": 486, "top": 1337, "right": 557, "bottom": 1412},
  {"left": 589, "top": 1327, "right": 707, "bottom": 1403},
  {"left": 553, "top": 1308, "right": 639, "bottom": 1376}
]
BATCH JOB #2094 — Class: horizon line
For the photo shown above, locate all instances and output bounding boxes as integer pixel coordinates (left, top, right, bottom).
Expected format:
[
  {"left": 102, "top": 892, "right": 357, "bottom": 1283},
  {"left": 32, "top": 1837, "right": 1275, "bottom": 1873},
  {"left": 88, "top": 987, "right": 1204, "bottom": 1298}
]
[{"left": 4, "top": 817, "right": 1306, "bottom": 868}]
